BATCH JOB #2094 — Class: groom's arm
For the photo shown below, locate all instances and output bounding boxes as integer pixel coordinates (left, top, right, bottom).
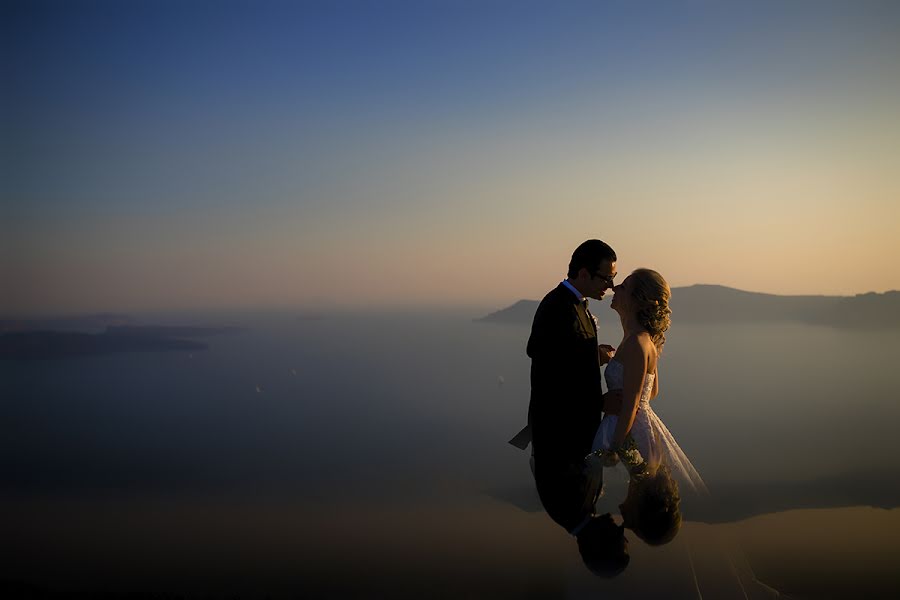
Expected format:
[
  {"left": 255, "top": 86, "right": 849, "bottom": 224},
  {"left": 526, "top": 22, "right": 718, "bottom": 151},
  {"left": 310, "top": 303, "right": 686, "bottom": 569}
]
[
  {"left": 601, "top": 389, "right": 623, "bottom": 414},
  {"left": 598, "top": 344, "right": 615, "bottom": 365}
]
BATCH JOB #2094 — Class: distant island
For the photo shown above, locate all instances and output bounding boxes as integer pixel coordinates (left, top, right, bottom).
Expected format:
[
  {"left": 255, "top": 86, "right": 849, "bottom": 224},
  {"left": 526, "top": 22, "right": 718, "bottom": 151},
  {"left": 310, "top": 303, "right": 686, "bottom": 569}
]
[
  {"left": 478, "top": 285, "right": 900, "bottom": 330},
  {"left": 105, "top": 325, "right": 242, "bottom": 337},
  {"left": 0, "top": 313, "right": 136, "bottom": 334},
  {"left": 0, "top": 322, "right": 241, "bottom": 360}
]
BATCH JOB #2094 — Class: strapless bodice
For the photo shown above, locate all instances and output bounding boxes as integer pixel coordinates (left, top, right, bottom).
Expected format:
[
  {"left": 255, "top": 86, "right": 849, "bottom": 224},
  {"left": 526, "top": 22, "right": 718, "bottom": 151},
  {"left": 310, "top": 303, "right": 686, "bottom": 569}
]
[
  {"left": 604, "top": 358, "right": 625, "bottom": 391},
  {"left": 604, "top": 358, "right": 654, "bottom": 405}
]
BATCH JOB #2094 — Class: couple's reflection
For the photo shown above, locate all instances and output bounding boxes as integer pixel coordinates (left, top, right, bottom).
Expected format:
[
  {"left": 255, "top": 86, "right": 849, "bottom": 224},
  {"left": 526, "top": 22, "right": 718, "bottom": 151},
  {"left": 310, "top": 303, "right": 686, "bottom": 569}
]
[{"left": 532, "top": 455, "right": 681, "bottom": 576}]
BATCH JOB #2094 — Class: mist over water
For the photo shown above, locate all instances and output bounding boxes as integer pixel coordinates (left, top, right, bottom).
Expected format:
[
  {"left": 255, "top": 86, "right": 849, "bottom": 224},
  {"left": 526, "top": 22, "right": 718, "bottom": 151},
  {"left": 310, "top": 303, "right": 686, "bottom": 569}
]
[{"left": 3, "top": 308, "right": 899, "bottom": 597}]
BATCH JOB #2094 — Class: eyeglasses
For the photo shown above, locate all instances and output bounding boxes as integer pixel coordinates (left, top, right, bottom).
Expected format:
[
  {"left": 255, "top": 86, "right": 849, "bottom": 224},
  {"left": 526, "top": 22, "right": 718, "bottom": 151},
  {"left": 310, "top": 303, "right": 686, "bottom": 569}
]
[{"left": 592, "top": 272, "right": 616, "bottom": 287}]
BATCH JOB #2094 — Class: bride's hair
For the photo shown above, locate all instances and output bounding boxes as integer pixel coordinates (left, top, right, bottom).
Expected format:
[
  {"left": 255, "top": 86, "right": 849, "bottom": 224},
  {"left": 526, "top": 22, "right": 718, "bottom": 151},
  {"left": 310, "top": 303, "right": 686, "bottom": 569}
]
[
  {"left": 630, "top": 465, "right": 682, "bottom": 546},
  {"left": 629, "top": 268, "right": 672, "bottom": 353}
]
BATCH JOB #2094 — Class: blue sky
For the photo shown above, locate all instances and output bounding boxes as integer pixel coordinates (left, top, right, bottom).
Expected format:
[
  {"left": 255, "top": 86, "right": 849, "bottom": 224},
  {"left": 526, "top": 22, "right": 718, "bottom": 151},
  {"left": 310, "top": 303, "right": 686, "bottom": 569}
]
[{"left": 3, "top": 0, "right": 899, "bottom": 312}]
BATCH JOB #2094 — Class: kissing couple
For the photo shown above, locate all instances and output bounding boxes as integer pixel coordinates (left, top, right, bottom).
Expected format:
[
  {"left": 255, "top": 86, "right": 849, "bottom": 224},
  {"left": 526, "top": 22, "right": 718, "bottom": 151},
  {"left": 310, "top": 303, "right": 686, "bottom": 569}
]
[{"left": 511, "top": 239, "right": 705, "bottom": 574}]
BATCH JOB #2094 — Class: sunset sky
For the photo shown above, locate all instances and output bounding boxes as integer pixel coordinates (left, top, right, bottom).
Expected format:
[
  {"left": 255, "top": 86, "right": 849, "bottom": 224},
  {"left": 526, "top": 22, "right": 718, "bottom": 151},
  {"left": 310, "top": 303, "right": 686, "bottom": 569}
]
[{"left": 4, "top": 0, "right": 899, "bottom": 313}]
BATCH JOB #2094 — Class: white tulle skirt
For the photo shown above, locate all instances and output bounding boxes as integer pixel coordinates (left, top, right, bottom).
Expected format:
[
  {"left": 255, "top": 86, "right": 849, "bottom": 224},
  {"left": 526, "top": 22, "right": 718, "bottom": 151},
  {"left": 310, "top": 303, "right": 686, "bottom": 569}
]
[{"left": 592, "top": 402, "right": 708, "bottom": 494}]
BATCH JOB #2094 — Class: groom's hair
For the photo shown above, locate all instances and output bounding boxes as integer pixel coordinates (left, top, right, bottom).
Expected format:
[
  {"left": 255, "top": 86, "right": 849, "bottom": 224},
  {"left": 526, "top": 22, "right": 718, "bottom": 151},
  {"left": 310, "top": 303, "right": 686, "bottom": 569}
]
[
  {"left": 568, "top": 239, "right": 617, "bottom": 278},
  {"left": 577, "top": 515, "right": 630, "bottom": 577}
]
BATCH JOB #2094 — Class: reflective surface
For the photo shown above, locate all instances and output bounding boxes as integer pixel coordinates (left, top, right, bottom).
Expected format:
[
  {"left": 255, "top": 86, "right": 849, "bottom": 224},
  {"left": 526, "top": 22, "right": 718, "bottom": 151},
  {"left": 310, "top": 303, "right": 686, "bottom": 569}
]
[{"left": 2, "top": 311, "right": 899, "bottom": 597}]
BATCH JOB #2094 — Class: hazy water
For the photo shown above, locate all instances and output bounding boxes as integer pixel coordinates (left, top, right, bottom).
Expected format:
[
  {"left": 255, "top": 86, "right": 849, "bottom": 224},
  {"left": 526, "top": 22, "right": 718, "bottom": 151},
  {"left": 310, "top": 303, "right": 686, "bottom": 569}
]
[{"left": 2, "top": 309, "right": 899, "bottom": 597}]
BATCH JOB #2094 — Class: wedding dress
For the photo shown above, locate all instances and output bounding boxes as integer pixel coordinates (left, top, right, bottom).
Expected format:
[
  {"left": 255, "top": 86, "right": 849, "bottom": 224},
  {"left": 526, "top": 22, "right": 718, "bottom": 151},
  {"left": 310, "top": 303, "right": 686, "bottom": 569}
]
[{"left": 592, "top": 358, "right": 707, "bottom": 493}]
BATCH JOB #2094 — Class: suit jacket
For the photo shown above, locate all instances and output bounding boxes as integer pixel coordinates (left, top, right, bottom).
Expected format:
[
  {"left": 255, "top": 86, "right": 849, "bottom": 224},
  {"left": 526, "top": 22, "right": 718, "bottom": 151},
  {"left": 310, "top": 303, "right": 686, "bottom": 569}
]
[{"left": 526, "top": 283, "right": 604, "bottom": 464}]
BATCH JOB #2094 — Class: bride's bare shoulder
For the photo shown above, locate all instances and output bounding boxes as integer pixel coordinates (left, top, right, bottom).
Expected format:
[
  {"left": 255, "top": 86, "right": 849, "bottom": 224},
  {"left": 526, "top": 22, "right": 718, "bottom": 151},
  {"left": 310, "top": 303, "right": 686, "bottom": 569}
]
[{"left": 617, "top": 334, "right": 652, "bottom": 364}]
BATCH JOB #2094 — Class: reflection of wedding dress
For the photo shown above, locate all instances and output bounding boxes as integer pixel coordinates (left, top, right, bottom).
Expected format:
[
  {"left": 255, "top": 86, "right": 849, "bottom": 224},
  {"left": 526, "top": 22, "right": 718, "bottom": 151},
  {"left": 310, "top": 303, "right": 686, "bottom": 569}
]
[{"left": 592, "top": 358, "right": 707, "bottom": 493}]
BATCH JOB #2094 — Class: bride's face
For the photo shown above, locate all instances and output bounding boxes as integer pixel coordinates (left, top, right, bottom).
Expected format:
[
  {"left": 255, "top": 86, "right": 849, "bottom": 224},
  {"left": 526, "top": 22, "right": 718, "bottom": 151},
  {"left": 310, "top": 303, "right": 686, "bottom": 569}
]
[{"left": 609, "top": 275, "right": 633, "bottom": 313}]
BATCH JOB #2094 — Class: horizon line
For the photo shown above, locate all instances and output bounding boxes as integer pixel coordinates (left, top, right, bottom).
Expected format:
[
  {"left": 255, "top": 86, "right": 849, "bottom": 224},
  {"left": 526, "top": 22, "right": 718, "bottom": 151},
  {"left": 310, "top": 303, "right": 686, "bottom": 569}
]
[{"left": 2, "top": 284, "right": 898, "bottom": 320}]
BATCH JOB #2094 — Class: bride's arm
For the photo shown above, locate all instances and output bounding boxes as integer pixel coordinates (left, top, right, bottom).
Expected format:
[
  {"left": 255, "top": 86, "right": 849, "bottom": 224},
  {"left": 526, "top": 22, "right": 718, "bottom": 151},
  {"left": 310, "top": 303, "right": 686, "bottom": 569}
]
[
  {"left": 611, "top": 339, "right": 649, "bottom": 448},
  {"left": 650, "top": 366, "right": 659, "bottom": 400}
]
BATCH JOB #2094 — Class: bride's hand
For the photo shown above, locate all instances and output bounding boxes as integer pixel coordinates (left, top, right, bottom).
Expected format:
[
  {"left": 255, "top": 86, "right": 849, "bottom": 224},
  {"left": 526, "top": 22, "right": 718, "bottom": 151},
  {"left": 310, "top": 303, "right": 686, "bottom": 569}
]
[{"left": 585, "top": 449, "right": 619, "bottom": 469}]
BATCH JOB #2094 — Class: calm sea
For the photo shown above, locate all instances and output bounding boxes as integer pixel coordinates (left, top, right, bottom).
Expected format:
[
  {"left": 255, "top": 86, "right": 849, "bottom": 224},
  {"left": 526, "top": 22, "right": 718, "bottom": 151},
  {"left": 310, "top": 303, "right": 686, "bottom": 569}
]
[{"left": 3, "top": 309, "right": 899, "bottom": 598}]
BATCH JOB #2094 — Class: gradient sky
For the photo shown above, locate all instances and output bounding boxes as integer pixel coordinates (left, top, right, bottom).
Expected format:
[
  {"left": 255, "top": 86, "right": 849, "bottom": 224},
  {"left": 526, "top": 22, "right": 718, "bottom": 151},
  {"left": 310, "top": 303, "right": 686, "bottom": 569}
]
[{"left": 3, "top": 0, "right": 899, "bottom": 313}]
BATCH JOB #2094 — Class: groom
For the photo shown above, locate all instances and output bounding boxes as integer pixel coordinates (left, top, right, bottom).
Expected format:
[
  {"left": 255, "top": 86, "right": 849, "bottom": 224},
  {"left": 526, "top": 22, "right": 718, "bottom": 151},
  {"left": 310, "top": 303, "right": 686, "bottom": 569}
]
[{"left": 520, "top": 239, "right": 619, "bottom": 535}]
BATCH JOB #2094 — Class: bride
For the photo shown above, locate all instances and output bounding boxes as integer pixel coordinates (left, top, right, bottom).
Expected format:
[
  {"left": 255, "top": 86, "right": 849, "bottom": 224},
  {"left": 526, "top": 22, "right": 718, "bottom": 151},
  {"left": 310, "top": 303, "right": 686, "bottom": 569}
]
[{"left": 587, "top": 268, "right": 706, "bottom": 544}]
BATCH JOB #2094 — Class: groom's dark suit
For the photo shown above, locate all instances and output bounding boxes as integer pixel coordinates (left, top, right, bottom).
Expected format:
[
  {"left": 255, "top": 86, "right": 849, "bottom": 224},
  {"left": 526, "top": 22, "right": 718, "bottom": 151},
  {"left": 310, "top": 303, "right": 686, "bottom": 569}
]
[
  {"left": 526, "top": 282, "right": 605, "bottom": 532},
  {"left": 527, "top": 283, "right": 604, "bottom": 462}
]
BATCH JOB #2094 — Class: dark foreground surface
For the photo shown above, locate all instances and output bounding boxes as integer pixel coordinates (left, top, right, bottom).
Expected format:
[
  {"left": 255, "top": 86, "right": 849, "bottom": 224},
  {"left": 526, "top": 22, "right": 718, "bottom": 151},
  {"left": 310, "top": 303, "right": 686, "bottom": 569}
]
[
  {"left": 3, "top": 310, "right": 899, "bottom": 597},
  {"left": 3, "top": 496, "right": 899, "bottom": 599}
]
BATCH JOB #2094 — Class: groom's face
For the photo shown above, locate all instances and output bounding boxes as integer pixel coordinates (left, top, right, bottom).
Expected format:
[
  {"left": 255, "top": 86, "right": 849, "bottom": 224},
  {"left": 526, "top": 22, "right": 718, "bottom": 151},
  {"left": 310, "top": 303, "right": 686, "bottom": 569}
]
[{"left": 586, "top": 260, "right": 617, "bottom": 301}]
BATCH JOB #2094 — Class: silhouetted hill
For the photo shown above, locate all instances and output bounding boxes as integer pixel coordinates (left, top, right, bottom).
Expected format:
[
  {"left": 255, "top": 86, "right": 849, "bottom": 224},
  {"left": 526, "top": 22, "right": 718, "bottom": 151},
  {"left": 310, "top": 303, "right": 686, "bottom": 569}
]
[
  {"left": 478, "top": 285, "right": 900, "bottom": 329},
  {"left": 0, "top": 315, "right": 244, "bottom": 359},
  {"left": 478, "top": 300, "right": 538, "bottom": 324}
]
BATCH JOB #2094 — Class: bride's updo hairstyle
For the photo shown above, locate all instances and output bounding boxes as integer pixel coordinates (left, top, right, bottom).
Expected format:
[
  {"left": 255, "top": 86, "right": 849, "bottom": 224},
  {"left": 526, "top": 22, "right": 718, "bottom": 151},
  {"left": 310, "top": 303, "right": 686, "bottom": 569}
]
[
  {"left": 630, "top": 465, "right": 682, "bottom": 546},
  {"left": 628, "top": 268, "right": 672, "bottom": 353}
]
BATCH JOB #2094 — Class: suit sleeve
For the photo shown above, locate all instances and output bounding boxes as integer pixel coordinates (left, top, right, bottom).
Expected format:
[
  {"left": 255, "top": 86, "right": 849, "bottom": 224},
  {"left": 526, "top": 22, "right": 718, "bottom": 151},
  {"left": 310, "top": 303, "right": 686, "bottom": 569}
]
[{"left": 526, "top": 298, "right": 572, "bottom": 361}]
